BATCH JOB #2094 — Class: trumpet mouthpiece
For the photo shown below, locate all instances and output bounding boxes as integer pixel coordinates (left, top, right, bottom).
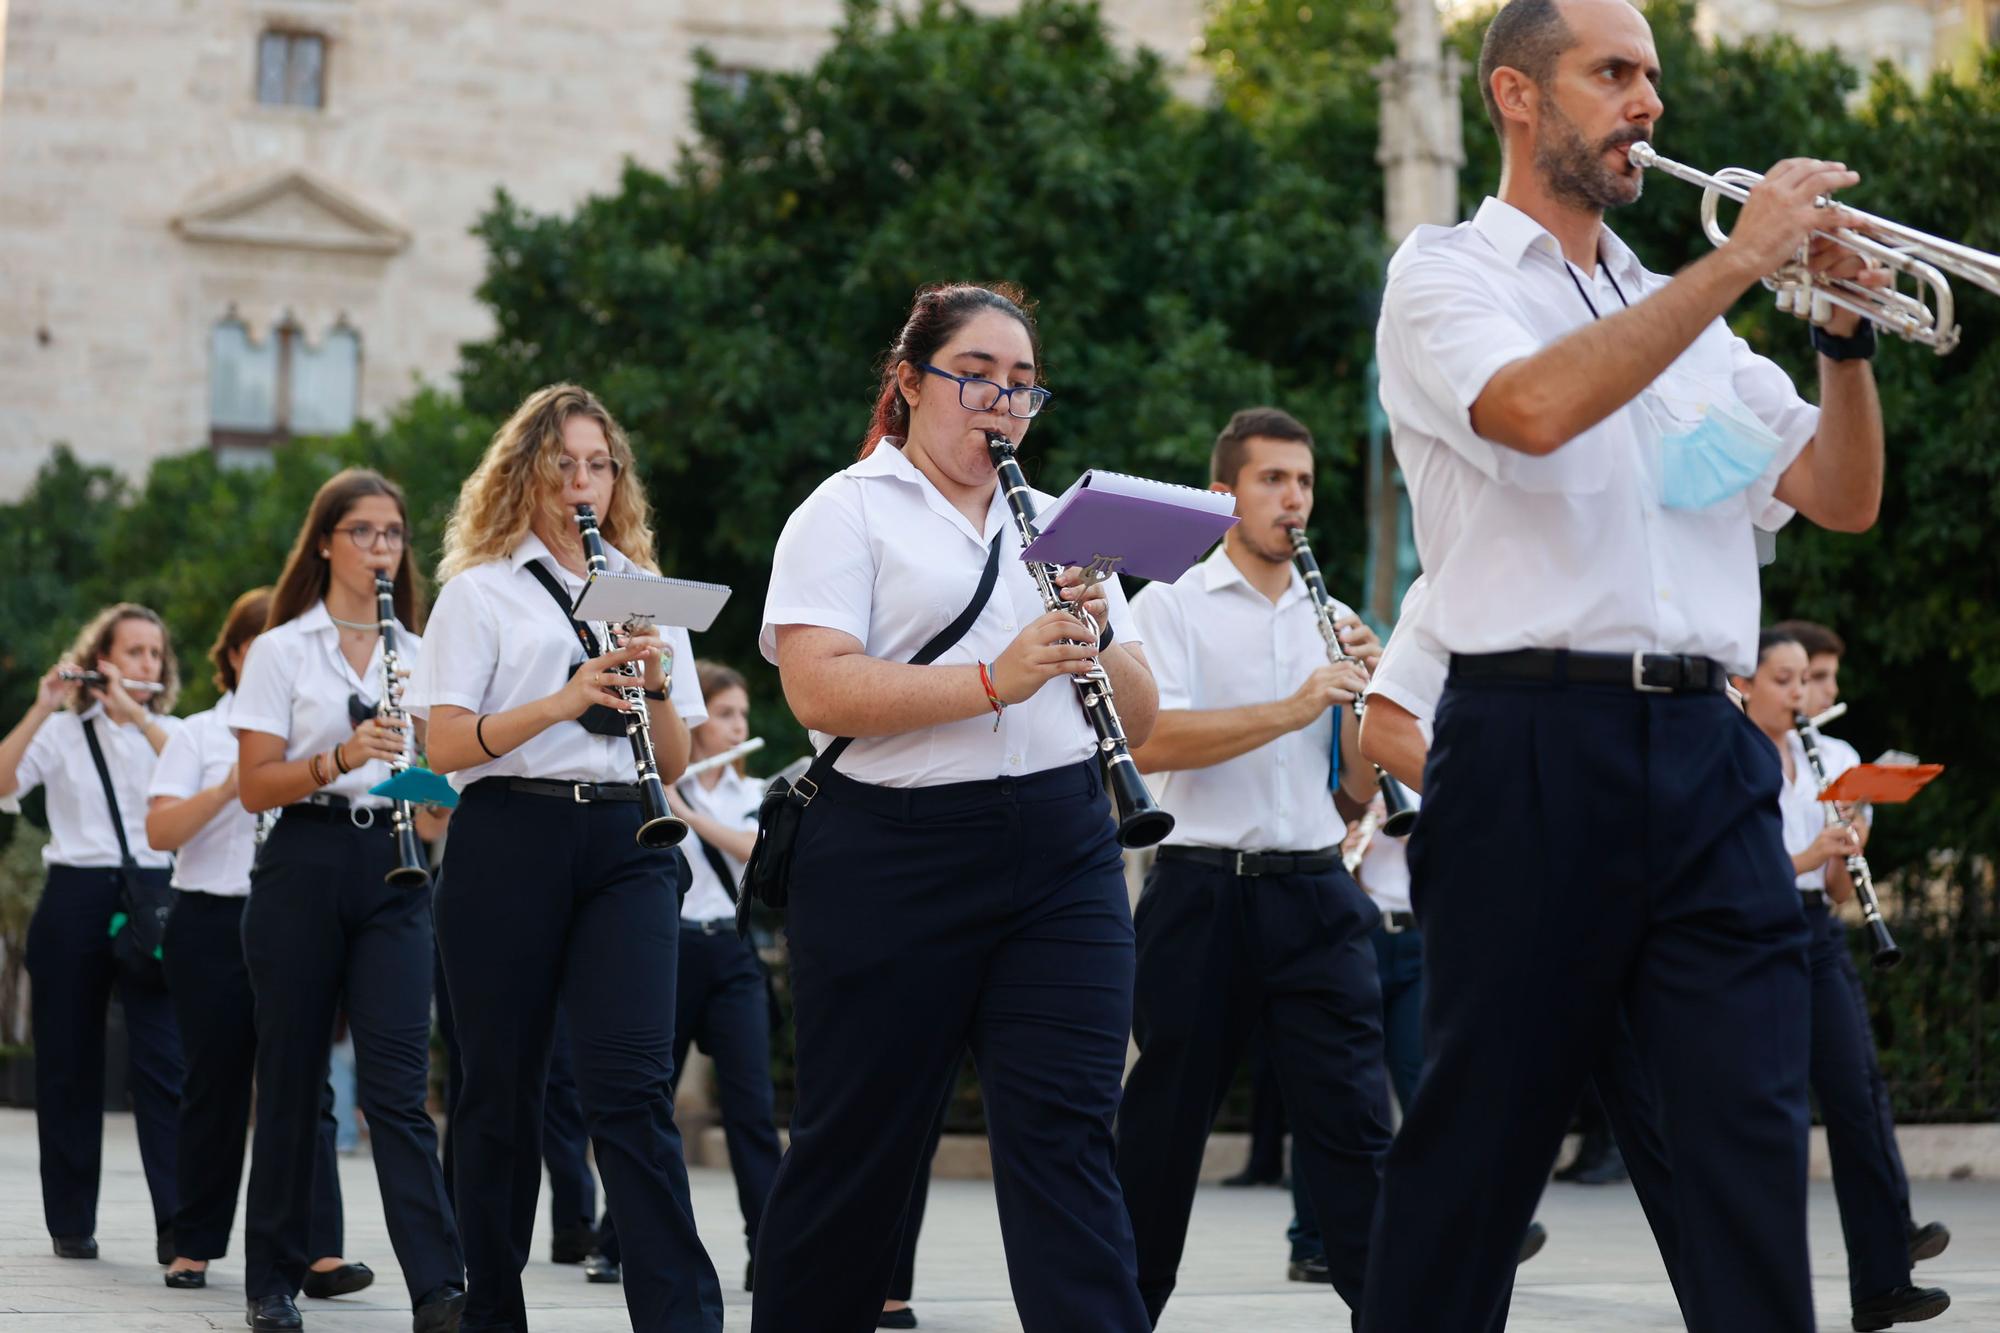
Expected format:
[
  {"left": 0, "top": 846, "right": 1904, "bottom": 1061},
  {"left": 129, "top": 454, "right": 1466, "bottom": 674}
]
[{"left": 1628, "top": 142, "right": 1658, "bottom": 169}]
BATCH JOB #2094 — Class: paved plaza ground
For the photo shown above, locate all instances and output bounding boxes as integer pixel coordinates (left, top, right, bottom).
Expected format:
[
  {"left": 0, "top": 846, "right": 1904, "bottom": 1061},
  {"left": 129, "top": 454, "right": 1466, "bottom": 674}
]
[{"left": 1, "top": 1110, "right": 1995, "bottom": 1331}]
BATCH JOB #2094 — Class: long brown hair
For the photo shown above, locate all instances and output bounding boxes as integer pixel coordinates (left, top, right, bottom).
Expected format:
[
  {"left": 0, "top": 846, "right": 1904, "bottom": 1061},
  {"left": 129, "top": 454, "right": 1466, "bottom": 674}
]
[
  {"left": 859, "top": 283, "right": 1042, "bottom": 459},
  {"left": 267, "top": 469, "right": 425, "bottom": 630},
  {"left": 209, "top": 587, "right": 274, "bottom": 695},
  {"left": 65, "top": 603, "right": 180, "bottom": 715},
  {"left": 438, "top": 384, "right": 659, "bottom": 581}
]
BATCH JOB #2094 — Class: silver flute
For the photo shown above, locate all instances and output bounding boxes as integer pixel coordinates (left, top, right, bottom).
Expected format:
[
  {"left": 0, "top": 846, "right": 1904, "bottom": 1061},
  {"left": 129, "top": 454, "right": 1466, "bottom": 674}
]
[{"left": 375, "top": 574, "right": 431, "bottom": 888}]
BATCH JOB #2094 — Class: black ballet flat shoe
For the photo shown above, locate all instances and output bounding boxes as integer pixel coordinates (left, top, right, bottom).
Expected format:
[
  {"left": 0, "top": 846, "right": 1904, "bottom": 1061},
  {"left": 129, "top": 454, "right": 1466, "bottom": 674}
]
[
  {"left": 157, "top": 1227, "right": 176, "bottom": 1266},
  {"left": 302, "top": 1262, "right": 375, "bottom": 1299},
  {"left": 1852, "top": 1284, "right": 1951, "bottom": 1332},
  {"left": 164, "top": 1267, "right": 207, "bottom": 1289},
  {"left": 583, "top": 1253, "right": 622, "bottom": 1284},
  {"left": 412, "top": 1283, "right": 467, "bottom": 1333},
  {"left": 1287, "top": 1254, "right": 1332, "bottom": 1283},
  {"left": 1518, "top": 1220, "right": 1549, "bottom": 1265},
  {"left": 1908, "top": 1220, "right": 1951, "bottom": 1264},
  {"left": 549, "top": 1224, "right": 596, "bottom": 1265},
  {"left": 877, "top": 1308, "right": 919, "bottom": 1330},
  {"left": 51, "top": 1235, "right": 98, "bottom": 1260},
  {"left": 246, "top": 1294, "right": 303, "bottom": 1331}
]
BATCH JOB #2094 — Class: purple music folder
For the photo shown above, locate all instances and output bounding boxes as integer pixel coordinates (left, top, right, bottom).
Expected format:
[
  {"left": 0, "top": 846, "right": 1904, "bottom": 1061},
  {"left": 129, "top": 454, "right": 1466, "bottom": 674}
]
[{"left": 1020, "top": 471, "right": 1239, "bottom": 584}]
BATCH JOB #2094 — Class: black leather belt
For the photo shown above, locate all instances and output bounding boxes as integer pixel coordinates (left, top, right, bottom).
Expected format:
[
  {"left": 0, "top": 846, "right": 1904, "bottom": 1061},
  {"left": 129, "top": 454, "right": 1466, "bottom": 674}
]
[
  {"left": 1379, "top": 910, "right": 1417, "bottom": 934},
  {"left": 504, "top": 778, "right": 642, "bottom": 804},
  {"left": 1451, "top": 649, "right": 1728, "bottom": 695},
  {"left": 1157, "top": 846, "right": 1338, "bottom": 877},
  {"left": 285, "top": 794, "right": 390, "bottom": 827},
  {"left": 1800, "top": 889, "right": 1829, "bottom": 909}
]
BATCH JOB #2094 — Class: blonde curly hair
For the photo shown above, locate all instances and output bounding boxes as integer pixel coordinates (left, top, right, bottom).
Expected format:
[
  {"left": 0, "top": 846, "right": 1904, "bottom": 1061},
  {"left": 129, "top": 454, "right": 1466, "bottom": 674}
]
[
  {"left": 65, "top": 603, "right": 179, "bottom": 715},
  {"left": 439, "top": 384, "right": 659, "bottom": 580}
]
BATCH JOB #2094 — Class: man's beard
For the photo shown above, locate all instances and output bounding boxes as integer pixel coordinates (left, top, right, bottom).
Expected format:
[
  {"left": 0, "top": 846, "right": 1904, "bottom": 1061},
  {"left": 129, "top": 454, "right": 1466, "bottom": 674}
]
[{"left": 1535, "top": 99, "right": 1647, "bottom": 213}]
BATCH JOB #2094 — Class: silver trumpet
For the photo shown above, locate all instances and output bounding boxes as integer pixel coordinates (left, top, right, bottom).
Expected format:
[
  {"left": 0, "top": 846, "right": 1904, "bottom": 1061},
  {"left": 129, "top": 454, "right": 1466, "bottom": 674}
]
[{"left": 1630, "top": 142, "right": 2000, "bottom": 355}]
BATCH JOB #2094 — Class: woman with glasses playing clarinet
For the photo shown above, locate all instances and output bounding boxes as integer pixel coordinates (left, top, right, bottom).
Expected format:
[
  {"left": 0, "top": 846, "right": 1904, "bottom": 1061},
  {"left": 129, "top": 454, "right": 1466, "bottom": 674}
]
[
  {"left": 410, "top": 383, "right": 721, "bottom": 1333},
  {"left": 1732, "top": 628, "right": 1949, "bottom": 1332},
  {"left": 750, "top": 282, "right": 1160, "bottom": 1333},
  {"left": 150, "top": 587, "right": 369, "bottom": 1298},
  {"left": 234, "top": 469, "right": 464, "bottom": 1333},
  {"left": 0, "top": 604, "right": 184, "bottom": 1266}
]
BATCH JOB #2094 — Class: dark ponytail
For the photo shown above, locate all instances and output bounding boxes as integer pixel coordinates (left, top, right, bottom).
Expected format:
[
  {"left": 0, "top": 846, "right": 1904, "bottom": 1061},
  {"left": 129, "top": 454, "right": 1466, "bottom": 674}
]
[{"left": 859, "top": 282, "right": 1041, "bottom": 458}]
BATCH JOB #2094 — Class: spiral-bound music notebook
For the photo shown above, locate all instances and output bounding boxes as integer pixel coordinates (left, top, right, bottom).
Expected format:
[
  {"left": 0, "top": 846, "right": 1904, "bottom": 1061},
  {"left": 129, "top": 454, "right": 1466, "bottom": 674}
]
[
  {"left": 572, "top": 571, "right": 733, "bottom": 632},
  {"left": 1021, "top": 470, "right": 1239, "bottom": 583}
]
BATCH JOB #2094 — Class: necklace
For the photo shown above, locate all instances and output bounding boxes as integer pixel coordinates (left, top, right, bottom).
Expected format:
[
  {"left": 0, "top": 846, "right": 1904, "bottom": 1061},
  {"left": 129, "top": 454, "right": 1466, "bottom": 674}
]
[{"left": 328, "top": 612, "right": 377, "bottom": 633}]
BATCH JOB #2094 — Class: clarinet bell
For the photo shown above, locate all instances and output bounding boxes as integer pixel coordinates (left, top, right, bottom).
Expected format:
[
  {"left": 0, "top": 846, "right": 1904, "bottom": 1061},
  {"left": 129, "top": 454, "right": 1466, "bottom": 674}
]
[
  {"left": 1868, "top": 922, "right": 1903, "bottom": 972},
  {"left": 1106, "top": 761, "right": 1174, "bottom": 848},
  {"left": 1378, "top": 775, "right": 1419, "bottom": 838},
  {"left": 636, "top": 808, "right": 690, "bottom": 850}
]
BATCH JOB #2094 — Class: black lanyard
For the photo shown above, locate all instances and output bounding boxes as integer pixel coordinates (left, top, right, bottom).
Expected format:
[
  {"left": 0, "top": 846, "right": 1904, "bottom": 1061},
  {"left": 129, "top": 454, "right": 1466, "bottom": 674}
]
[{"left": 1563, "top": 254, "right": 1632, "bottom": 320}]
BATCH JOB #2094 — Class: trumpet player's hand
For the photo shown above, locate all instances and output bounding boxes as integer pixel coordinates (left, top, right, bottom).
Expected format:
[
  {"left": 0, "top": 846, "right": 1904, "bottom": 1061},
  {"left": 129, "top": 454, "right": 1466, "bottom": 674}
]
[
  {"left": 552, "top": 644, "right": 651, "bottom": 719},
  {"left": 342, "top": 714, "right": 409, "bottom": 768},
  {"left": 1054, "top": 567, "right": 1111, "bottom": 631},
  {"left": 990, "top": 610, "right": 1099, "bottom": 703},
  {"left": 1727, "top": 158, "right": 1862, "bottom": 284},
  {"left": 96, "top": 659, "right": 150, "bottom": 727},
  {"left": 35, "top": 663, "right": 77, "bottom": 713},
  {"left": 1804, "top": 233, "right": 1893, "bottom": 338},
  {"left": 1333, "top": 615, "right": 1383, "bottom": 669},
  {"left": 1286, "top": 662, "right": 1370, "bottom": 730},
  {"left": 621, "top": 624, "right": 672, "bottom": 694}
]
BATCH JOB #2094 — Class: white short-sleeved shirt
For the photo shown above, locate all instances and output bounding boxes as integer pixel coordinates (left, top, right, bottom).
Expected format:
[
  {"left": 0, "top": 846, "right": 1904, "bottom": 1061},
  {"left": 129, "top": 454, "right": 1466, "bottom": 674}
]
[
  {"left": 1782, "top": 730, "right": 1858, "bottom": 890},
  {"left": 1378, "top": 197, "right": 1822, "bottom": 677},
  {"left": 407, "top": 533, "right": 706, "bottom": 789},
  {"left": 761, "top": 440, "right": 1141, "bottom": 788},
  {"left": 12, "top": 702, "right": 181, "bottom": 868},
  {"left": 679, "top": 765, "right": 761, "bottom": 923},
  {"left": 1130, "top": 547, "right": 1346, "bottom": 852},
  {"left": 148, "top": 695, "right": 257, "bottom": 895},
  {"left": 232, "top": 600, "right": 423, "bottom": 807}
]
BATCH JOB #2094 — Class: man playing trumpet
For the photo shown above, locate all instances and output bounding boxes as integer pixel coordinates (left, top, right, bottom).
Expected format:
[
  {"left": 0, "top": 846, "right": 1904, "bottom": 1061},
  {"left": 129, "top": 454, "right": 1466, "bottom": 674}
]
[{"left": 1363, "top": 1, "right": 1890, "bottom": 1329}]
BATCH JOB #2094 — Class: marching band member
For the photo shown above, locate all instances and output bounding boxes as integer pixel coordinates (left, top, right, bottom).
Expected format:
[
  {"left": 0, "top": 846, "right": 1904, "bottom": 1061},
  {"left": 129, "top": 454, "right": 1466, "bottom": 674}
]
[
  {"left": 1772, "top": 616, "right": 1953, "bottom": 1269},
  {"left": 1114, "top": 406, "right": 1391, "bottom": 1324},
  {"left": 411, "top": 384, "right": 721, "bottom": 1333},
  {"left": 0, "top": 604, "right": 184, "bottom": 1264},
  {"left": 1733, "top": 629, "right": 1949, "bottom": 1331},
  {"left": 752, "top": 281, "right": 1158, "bottom": 1333},
  {"left": 235, "top": 470, "right": 464, "bottom": 1332},
  {"left": 1364, "top": 0, "right": 1888, "bottom": 1324},
  {"left": 148, "top": 587, "right": 365, "bottom": 1296}
]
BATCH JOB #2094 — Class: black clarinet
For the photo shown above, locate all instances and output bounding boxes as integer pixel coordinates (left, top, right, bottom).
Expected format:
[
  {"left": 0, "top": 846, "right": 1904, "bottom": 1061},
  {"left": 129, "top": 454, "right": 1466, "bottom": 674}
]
[
  {"left": 1795, "top": 711, "right": 1901, "bottom": 970},
  {"left": 1287, "top": 529, "right": 1417, "bottom": 837},
  {"left": 984, "top": 433, "right": 1174, "bottom": 849},
  {"left": 573, "top": 504, "right": 689, "bottom": 850},
  {"left": 374, "top": 574, "right": 431, "bottom": 887}
]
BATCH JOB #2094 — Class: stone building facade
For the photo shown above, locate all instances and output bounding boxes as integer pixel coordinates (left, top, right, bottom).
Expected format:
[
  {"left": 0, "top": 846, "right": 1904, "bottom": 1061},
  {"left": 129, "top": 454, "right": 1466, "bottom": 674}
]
[{"left": 0, "top": 0, "right": 1203, "bottom": 495}]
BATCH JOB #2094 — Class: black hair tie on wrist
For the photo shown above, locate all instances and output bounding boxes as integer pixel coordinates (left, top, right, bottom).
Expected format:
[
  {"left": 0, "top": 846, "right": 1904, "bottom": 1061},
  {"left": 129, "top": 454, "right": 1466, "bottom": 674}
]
[{"left": 475, "top": 714, "right": 501, "bottom": 760}]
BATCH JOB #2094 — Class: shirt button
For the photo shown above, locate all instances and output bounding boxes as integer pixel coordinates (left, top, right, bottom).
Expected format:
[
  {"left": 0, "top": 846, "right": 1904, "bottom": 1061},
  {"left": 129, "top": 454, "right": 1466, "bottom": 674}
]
[
  {"left": 1009, "top": 755, "right": 1023, "bottom": 767},
  {"left": 1659, "top": 588, "right": 1672, "bottom": 602}
]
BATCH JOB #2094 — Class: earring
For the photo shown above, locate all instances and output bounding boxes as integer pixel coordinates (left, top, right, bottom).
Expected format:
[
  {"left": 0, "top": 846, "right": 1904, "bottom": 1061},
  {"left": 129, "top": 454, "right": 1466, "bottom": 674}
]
[{"left": 320, "top": 550, "right": 329, "bottom": 559}]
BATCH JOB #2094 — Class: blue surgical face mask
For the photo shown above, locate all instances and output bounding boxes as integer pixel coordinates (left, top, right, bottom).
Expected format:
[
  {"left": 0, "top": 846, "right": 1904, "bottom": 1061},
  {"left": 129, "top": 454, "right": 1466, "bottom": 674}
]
[{"left": 1641, "top": 390, "right": 1784, "bottom": 511}]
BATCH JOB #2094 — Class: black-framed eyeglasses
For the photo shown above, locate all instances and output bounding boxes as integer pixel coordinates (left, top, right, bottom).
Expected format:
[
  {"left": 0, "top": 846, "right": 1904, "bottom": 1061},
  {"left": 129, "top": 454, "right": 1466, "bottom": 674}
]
[
  {"left": 556, "top": 455, "right": 623, "bottom": 481},
  {"left": 332, "top": 523, "right": 407, "bottom": 551},
  {"left": 916, "top": 363, "right": 1052, "bottom": 419}
]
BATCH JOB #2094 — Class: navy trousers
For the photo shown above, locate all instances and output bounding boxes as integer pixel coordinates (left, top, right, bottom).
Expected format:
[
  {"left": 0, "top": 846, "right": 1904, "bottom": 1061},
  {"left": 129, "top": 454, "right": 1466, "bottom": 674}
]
[
  {"left": 1361, "top": 676, "right": 1813, "bottom": 1333},
  {"left": 25, "top": 863, "right": 183, "bottom": 1240},
  {"left": 436, "top": 952, "right": 598, "bottom": 1242},
  {"left": 241, "top": 810, "right": 462, "bottom": 1304},
  {"left": 1809, "top": 901, "right": 1915, "bottom": 1303},
  {"left": 887, "top": 1057, "right": 968, "bottom": 1302},
  {"left": 437, "top": 780, "right": 721, "bottom": 1333},
  {"left": 162, "top": 890, "right": 344, "bottom": 1260},
  {"left": 1118, "top": 853, "right": 1391, "bottom": 1322},
  {"left": 750, "top": 761, "right": 1149, "bottom": 1333},
  {"left": 600, "top": 919, "right": 782, "bottom": 1271}
]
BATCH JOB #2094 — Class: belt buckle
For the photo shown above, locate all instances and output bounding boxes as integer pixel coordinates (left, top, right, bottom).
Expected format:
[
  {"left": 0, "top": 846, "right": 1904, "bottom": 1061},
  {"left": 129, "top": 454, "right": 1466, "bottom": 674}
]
[
  {"left": 1234, "top": 851, "right": 1251, "bottom": 877},
  {"left": 572, "top": 783, "right": 590, "bottom": 804},
  {"left": 1380, "top": 908, "right": 1404, "bottom": 935},
  {"left": 348, "top": 805, "right": 375, "bottom": 830},
  {"left": 794, "top": 776, "right": 818, "bottom": 806},
  {"left": 1632, "top": 651, "right": 1673, "bottom": 694}
]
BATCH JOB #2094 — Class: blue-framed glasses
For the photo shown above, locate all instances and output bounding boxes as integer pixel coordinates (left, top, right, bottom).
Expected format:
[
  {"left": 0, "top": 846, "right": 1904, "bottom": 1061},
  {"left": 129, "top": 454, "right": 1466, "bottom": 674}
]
[{"left": 916, "top": 363, "right": 1052, "bottom": 419}]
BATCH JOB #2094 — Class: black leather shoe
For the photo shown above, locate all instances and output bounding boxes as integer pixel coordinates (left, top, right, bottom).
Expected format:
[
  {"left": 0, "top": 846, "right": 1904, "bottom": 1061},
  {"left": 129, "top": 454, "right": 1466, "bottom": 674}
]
[
  {"left": 52, "top": 1235, "right": 98, "bottom": 1260},
  {"left": 1908, "top": 1220, "right": 1951, "bottom": 1264},
  {"left": 877, "top": 1309, "right": 919, "bottom": 1330},
  {"left": 412, "top": 1284, "right": 467, "bottom": 1333},
  {"left": 1853, "top": 1284, "right": 1950, "bottom": 1331},
  {"left": 1219, "top": 1166, "right": 1282, "bottom": 1188},
  {"left": 157, "top": 1228, "right": 176, "bottom": 1266},
  {"left": 246, "top": 1294, "right": 303, "bottom": 1331},
  {"left": 303, "top": 1262, "right": 375, "bottom": 1299},
  {"left": 1565, "top": 1143, "right": 1629, "bottom": 1185},
  {"left": 1286, "top": 1255, "right": 1331, "bottom": 1283},
  {"left": 583, "top": 1253, "right": 622, "bottom": 1284},
  {"left": 164, "top": 1267, "right": 207, "bottom": 1289},
  {"left": 744, "top": 1258, "right": 755, "bottom": 1292},
  {"left": 1518, "top": 1220, "right": 1549, "bottom": 1265},
  {"left": 550, "top": 1224, "right": 596, "bottom": 1264}
]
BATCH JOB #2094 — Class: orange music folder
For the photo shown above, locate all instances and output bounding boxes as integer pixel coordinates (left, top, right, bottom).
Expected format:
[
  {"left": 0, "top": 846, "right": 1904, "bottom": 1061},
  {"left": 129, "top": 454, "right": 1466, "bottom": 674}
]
[{"left": 1819, "top": 764, "right": 1943, "bottom": 804}]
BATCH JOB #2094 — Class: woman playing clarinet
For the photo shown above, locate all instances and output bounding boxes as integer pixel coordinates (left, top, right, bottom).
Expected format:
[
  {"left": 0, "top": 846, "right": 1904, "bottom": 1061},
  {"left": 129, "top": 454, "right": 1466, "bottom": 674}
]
[{"left": 410, "top": 383, "right": 721, "bottom": 1333}]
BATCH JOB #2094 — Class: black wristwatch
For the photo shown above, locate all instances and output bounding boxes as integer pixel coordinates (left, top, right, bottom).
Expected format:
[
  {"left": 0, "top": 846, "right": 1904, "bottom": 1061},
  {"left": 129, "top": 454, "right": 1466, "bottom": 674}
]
[
  {"left": 1811, "top": 321, "right": 1877, "bottom": 362},
  {"left": 642, "top": 687, "right": 668, "bottom": 702}
]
